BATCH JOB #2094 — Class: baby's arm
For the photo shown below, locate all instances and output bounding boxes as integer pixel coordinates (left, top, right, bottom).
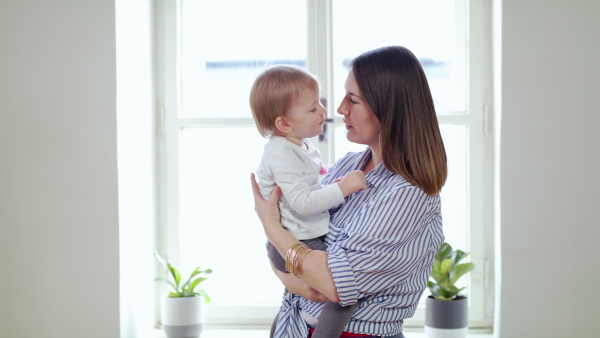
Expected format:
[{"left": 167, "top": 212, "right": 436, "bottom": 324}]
[
  {"left": 269, "top": 155, "right": 346, "bottom": 217},
  {"left": 277, "top": 172, "right": 346, "bottom": 217},
  {"left": 279, "top": 169, "right": 366, "bottom": 216},
  {"left": 336, "top": 170, "right": 366, "bottom": 198},
  {"left": 266, "top": 142, "right": 364, "bottom": 216}
]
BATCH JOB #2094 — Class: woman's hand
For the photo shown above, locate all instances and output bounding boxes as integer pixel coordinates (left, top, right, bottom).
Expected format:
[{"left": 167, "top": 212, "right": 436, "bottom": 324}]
[
  {"left": 251, "top": 173, "right": 282, "bottom": 232},
  {"left": 305, "top": 286, "right": 329, "bottom": 303}
]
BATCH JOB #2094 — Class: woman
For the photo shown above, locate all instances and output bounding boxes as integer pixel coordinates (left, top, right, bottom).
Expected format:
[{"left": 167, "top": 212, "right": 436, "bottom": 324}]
[{"left": 251, "top": 46, "right": 447, "bottom": 338}]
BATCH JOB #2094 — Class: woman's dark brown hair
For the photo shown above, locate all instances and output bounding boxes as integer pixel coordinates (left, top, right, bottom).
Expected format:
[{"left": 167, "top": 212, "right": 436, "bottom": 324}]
[{"left": 350, "top": 46, "right": 447, "bottom": 195}]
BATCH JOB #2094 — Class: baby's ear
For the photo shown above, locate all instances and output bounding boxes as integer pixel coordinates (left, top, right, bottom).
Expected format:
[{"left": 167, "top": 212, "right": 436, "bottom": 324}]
[{"left": 274, "top": 116, "right": 292, "bottom": 134}]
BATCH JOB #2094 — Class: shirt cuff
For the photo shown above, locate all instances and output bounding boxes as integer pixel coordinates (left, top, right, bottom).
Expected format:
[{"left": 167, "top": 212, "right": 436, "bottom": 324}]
[{"left": 327, "top": 244, "right": 359, "bottom": 307}]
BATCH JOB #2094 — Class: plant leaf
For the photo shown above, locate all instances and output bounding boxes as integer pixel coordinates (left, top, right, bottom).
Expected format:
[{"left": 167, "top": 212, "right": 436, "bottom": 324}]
[
  {"left": 195, "top": 289, "right": 211, "bottom": 303},
  {"left": 155, "top": 277, "right": 179, "bottom": 294},
  {"left": 435, "top": 294, "right": 454, "bottom": 301},
  {"left": 437, "top": 283, "right": 452, "bottom": 299},
  {"left": 169, "top": 265, "right": 181, "bottom": 292},
  {"left": 154, "top": 251, "right": 168, "bottom": 268},
  {"left": 181, "top": 267, "right": 212, "bottom": 294},
  {"left": 452, "top": 250, "right": 469, "bottom": 265},
  {"left": 181, "top": 286, "right": 191, "bottom": 297},
  {"left": 180, "top": 267, "right": 201, "bottom": 294},
  {"left": 436, "top": 243, "right": 452, "bottom": 261},
  {"left": 429, "top": 242, "right": 475, "bottom": 300},
  {"left": 189, "top": 267, "right": 202, "bottom": 277},
  {"left": 430, "top": 270, "right": 447, "bottom": 284},
  {"left": 440, "top": 258, "right": 452, "bottom": 275},
  {"left": 438, "top": 281, "right": 464, "bottom": 300},
  {"left": 449, "top": 262, "right": 475, "bottom": 285},
  {"left": 188, "top": 277, "right": 208, "bottom": 294},
  {"left": 440, "top": 283, "right": 461, "bottom": 294},
  {"left": 432, "top": 260, "right": 441, "bottom": 274},
  {"left": 427, "top": 281, "right": 440, "bottom": 299}
]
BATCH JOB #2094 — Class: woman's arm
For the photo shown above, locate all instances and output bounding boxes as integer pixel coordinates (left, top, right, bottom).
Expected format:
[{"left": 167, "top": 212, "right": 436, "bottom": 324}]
[
  {"left": 251, "top": 173, "right": 341, "bottom": 303},
  {"left": 270, "top": 262, "right": 328, "bottom": 303}
]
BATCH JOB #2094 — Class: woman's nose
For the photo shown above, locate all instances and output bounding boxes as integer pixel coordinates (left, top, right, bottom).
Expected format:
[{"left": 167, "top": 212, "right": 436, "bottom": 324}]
[{"left": 337, "top": 102, "right": 347, "bottom": 116}]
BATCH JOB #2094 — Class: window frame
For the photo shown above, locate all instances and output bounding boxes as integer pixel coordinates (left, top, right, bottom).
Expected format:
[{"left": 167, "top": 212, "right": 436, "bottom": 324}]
[{"left": 155, "top": 0, "right": 494, "bottom": 329}]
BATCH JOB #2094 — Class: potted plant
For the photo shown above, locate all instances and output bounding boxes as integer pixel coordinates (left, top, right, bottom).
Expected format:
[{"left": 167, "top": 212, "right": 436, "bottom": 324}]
[
  {"left": 154, "top": 251, "right": 212, "bottom": 338},
  {"left": 425, "top": 242, "right": 475, "bottom": 338}
]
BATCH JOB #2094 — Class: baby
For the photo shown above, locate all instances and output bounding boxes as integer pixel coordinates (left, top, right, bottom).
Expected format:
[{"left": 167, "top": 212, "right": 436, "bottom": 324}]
[{"left": 250, "top": 65, "right": 366, "bottom": 338}]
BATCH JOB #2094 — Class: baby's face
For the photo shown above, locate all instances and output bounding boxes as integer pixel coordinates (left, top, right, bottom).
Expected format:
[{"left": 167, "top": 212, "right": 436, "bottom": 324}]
[{"left": 284, "top": 88, "right": 327, "bottom": 140}]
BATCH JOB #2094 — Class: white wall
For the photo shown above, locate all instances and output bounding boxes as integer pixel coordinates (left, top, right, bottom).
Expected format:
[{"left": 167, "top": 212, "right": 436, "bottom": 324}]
[
  {"left": 498, "top": 0, "right": 600, "bottom": 336},
  {"left": 0, "top": 1, "right": 120, "bottom": 337}
]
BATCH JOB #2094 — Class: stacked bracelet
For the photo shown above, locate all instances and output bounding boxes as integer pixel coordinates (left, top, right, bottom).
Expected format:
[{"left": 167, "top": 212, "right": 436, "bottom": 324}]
[{"left": 285, "top": 242, "right": 313, "bottom": 277}]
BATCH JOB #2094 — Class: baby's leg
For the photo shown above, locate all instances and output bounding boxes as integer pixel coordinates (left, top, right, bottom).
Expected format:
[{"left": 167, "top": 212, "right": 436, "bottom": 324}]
[
  {"left": 269, "top": 311, "right": 278, "bottom": 338},
  {"left": 266, "top": 241, "right": 287, "bottom": 272},
  {"left": 268, "top": 237, "right": 327, "bottom": 272},
  {"left": 301, "top": 236, "right": 328, "bottom": 251},
  {"left": 311, "top": 301, "right": 360, "bottom": 338}
]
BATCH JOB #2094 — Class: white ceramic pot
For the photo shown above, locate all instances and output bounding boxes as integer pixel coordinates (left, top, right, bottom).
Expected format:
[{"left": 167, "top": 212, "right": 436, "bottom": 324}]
[{"left": 161, "top": 295, "right": 205, "bottom": 338}]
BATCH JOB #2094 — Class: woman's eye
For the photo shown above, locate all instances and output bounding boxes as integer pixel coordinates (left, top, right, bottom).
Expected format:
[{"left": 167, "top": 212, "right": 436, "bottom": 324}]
[{"left": 344, "top": 94, "right": 358, "bottom": 104}]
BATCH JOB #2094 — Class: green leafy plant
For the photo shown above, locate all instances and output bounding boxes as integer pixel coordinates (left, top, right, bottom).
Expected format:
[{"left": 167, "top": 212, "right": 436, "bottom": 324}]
[
  {"left": 154, "top": 251, "right": 212, "bottom": 302},
  {"left": 427, "top": 242, "right": 475, "bottom": 301}
]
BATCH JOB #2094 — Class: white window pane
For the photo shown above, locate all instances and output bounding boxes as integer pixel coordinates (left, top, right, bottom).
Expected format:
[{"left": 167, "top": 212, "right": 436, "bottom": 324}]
[
  {"left": 164, "top": 0, "right": 491, "bottom": 327},
  {"left": 181, "top": 0, "right": 307, "bottom": 118},
  {"left": 439, "top": 124, "right": 468, "bottom": 255},
  {"left": 331, "top": 0, "right": 466, "bottom": 113},
  {"left": 179, "top": 127, "right": 283, "bottom": 304},
  {"left": 438, "top": 124, "right": 471, "bottom": 295}
]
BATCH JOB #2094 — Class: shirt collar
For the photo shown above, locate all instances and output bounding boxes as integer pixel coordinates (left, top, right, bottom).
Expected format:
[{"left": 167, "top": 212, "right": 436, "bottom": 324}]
[{"left": 354, "top": 148, "right": 395, "bottom": 188}]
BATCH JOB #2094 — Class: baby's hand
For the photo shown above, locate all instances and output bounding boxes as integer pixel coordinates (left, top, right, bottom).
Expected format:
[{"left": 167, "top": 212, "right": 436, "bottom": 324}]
[{"left": 337, "top": 170, "right": 366, "bottom": 197}]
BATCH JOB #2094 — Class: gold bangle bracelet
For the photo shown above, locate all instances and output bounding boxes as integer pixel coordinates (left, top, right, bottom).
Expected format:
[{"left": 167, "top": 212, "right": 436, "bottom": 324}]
[
  {"left": 285, "top": 242, "right": 313, "bottom": 277},
  {"left": 285, "top": 242, "right": 304, "bottom": 273}
]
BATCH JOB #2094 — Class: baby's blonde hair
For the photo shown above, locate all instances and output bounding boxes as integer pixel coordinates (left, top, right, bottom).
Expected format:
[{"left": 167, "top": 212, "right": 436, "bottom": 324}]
[{"left": 249, "top": 65, "right": 320, "bottom": 137}]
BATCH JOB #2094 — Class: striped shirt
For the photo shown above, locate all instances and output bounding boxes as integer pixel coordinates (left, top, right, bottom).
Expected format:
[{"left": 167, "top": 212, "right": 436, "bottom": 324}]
[{"left": 273, "top": 149, "right": 444, "bottom": 337}]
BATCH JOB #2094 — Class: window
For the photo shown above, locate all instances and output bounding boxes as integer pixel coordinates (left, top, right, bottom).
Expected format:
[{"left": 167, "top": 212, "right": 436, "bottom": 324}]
[{"left": 156, "top": 0, "right": 494, "bottom": 329}]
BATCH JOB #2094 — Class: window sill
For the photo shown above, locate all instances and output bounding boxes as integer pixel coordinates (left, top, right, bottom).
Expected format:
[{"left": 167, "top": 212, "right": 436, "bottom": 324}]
[{"left": 152, "top": 328, "right": 493, "bottom": 338}]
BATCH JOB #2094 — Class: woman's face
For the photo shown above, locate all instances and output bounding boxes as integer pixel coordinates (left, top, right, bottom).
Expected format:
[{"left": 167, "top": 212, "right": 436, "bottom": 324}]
[{"left": 337, "top": 71, "right": 381, "bottom": 148}]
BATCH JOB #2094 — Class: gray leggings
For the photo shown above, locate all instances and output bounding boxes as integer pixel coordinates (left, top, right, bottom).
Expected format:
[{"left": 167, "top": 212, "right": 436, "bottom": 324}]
[
  {"left": 268, "top": 302, "right": 359, "bottom": 338},
  {"left": 269, "top": 315, "right": 405, "bottom": 338}
]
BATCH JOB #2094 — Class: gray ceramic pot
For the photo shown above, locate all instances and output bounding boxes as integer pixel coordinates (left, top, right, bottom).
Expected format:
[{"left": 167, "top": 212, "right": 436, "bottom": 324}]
[{"left": 424, "top": 295, "right": 468, "bottom": 338}]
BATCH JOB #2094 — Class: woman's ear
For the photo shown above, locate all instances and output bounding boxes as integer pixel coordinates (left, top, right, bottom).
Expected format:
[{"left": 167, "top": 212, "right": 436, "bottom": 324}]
[{"left": 274, "top": 116, "right": 292, "bottom": 134}]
